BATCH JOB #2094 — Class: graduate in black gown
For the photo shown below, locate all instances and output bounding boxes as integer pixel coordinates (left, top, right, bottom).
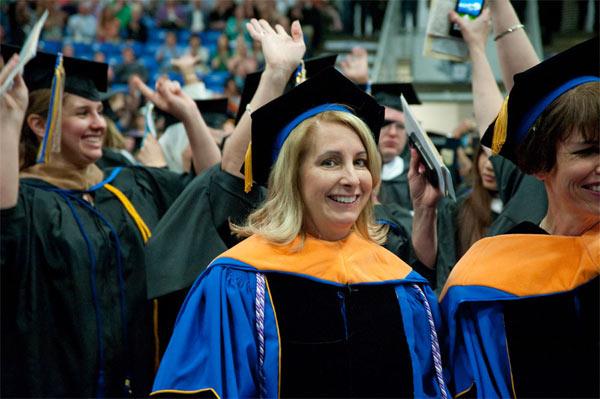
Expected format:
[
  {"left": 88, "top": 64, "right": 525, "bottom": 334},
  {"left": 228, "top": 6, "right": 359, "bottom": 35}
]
[{"left": 0, "top": 45, "right": 220, "bottom": 397}]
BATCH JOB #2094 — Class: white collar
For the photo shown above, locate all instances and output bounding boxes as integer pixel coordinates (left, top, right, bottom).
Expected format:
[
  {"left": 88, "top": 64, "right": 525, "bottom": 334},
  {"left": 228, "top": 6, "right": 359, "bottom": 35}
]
[{"left": 381, "top": 156, "right": 405, "bottom": 181}]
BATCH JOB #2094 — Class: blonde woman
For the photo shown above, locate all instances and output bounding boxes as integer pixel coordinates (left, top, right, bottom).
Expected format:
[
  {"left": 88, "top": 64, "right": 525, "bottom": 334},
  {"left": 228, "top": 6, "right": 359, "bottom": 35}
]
[{"left": 151, "top": 63, "right": 448, "bottom": 398}]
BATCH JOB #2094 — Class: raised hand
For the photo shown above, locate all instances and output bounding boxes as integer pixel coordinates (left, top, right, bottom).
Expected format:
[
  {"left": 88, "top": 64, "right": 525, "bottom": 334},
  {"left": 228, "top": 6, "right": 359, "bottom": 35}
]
[
  {"left": 340, "top": 46, "right": 369, "bottom": 84},
  {"left": 1, "top": 54, "right": 29, "bottom": 208},
  {"left": 449, "top": 7, "right": 492, "bottom": 52},
  {"left": 408, "top": 147, "right": 443, "bottom": 210},
  {"left": 131, "top": 75, "right": 198, "bottom": 123},
  {"left": 0, "top": 54, "right": 29, "bottom": 126},
  {"left": 246, "top": 18, "right": 305, "bottom": 75}
]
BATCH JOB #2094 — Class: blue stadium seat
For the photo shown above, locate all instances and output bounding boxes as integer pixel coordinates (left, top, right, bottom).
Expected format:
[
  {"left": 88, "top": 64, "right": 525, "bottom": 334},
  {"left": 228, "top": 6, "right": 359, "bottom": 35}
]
[
  {"left": 72, "top": 42, "right": 93, "bottom": 59},
  {"left": 200, "top": 30, "right": 222, "bottom": 46},
  {"left": 148, "top": 29, "right": 168, "bottom": 44},
  {"left": 38, "top": 40, "right": 62, "bottom": 54},
  {"left": 203, "top": 70, "right": 229, "bottom": 93},
  {"left": 178, "top": 30, "right": 191, "bottom": 45}
]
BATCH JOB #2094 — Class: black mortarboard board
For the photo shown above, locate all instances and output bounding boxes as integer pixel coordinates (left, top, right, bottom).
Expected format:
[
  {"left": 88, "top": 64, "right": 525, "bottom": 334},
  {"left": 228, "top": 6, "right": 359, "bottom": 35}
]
[
  {"left": 481, "top": 37, "right": 599, "bottom": 165},
  {"left": 248, "top": 66, "right": 384, "bottom": 188},
  {"left": 155, "top": 97, "right": 230, "bottom": 129},
  {"left": 235, "top": 54, "right": 338, "bottom": 124},
  {"left": 370, "top": 82, "right": 421, "bottom": 111},
  {"left": 1, "top": 44, "right": 107, "bottom": 101}
]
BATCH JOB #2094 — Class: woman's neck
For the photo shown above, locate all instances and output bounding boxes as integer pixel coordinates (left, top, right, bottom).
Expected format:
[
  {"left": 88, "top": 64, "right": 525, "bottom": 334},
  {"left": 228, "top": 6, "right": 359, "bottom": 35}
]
[{"left": 540, "top": 206, "right": 599, "bottom": 236}]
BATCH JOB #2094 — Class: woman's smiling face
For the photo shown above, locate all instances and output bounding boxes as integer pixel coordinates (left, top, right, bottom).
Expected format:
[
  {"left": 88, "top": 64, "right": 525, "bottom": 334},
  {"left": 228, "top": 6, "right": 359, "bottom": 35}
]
[{"left": 299, "top": 121, "right": 373, "bottom": 241}]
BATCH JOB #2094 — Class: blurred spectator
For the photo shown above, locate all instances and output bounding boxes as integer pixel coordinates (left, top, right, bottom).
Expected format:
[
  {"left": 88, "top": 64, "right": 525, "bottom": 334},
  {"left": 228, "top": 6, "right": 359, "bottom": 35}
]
[
  {"left": 227, "top": 35, "right": 258, "bottom": 83},
  {"left": 255, "top": 0, "right": 280, "bottom": 24},
  {"left": 223, "top": 76, "right": 241, "bottom": 115},
  {"left": 156, "top": 30, "right": 184, "bottom": 72},
  {"left": 65, "top": 0, "right": 97, "bottom": 44},
  {"left": 112, "top": 0, "right": 132, "bottom": 29},
  {"left": 188, "top": 0, "right": 206, "bottom": 34},
  {"left": 211, "top": 34, "right": 232, "bottom": 72},
  {"left": 252, "top": 39, "right": 265, "bottom": 69},
  {"left": 113, "top": 46, "right": 149, "bottom": 84},
  {"left": 37, "top": 0, "right": 67, "bottom": 42},
  {"left": 185, "top": 34, "right": 210, "bottom": 74},
  {"left": 288, "top": 0, "right": 324, "bottom": 54},
  {"left": 96, "top": 5, "right": 121, "bottom": 43},
  {"left": 7, "top": 0, "right": 33, "bottom": 45},
  {"left": 315, "top": 0, "right": 343, "bottom": 33},
  {"left": 126, "top": 3, "right": 148, "bottom": 43},
  {"left": 157, "top": 0, "right": 188, "bottom": 30},
  {"left": 241, "top": 0, "right": 259, "bottom": 20},
  {"left": 61, "top": 42, "right": 75, "bottom": 57},
  {"left": 208, "top": 0, "right": 235, "bottom": 31},
  {"left": 225, "top": 4, "right": 250, "bottom": 43},
  {"left": 94, "top": 50, "right": 114, "bottom": 82}
]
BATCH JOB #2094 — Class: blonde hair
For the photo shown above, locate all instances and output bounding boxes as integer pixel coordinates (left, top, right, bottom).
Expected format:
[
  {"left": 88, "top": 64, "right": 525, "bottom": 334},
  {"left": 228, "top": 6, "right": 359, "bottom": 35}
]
[{"left": 232, "top": 110, "right": 388, "bottom": 246}]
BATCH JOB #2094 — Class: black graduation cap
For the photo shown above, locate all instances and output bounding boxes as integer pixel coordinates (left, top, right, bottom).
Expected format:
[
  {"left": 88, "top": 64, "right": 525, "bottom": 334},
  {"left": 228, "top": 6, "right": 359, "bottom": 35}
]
[
  {"left": 247, "top": 66, "right": 384, "bottom": 188},
  {"left": 370, "top": 82, "right": 421, "bottom": 111},
  {"left": 155, "top": 97, "right": 230, "bottom": 129},
  {"left": 235, "top": 54, "right": 338, "bottom": 124},
  {"left": 1, "top": 44, "right": 107, "bottom": 101},
  {"left": 481, "top": 36, "right": 599, "bottom": 164}
]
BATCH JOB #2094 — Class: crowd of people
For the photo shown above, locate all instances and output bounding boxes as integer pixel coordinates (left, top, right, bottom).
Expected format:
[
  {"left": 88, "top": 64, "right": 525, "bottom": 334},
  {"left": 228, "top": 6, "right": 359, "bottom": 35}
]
[{"left": 0, "top": 0, "right": 598, "bottom": 397}]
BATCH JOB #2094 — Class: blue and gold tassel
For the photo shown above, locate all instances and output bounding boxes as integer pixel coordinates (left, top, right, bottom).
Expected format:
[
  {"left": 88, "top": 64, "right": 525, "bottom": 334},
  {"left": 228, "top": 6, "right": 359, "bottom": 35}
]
[
  {"left": 36, "top": 52, "right": 65, "bottom": 164},
  {"left": 294, "top": 60, "right": 306, "bottom": 86}
]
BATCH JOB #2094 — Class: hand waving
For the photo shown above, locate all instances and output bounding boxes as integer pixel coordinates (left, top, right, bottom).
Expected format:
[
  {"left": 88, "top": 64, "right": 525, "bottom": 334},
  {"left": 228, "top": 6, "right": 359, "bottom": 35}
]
[
  {"left": 340, "top": 46, "right": 369, "bottom": 84},
  {"left": 0, "top": 54, "right": 29, "bottom": 127},
  {"left": 246, "top": 18, "right": 306, "bottom": 75},
  {"left": 131, "top": 75, "right": 198, "bottom": 123}
]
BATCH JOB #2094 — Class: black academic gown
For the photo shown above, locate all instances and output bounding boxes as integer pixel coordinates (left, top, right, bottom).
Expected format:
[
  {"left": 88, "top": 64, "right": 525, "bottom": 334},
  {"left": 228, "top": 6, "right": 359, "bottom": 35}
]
[
  {"left": 1, "top": 166, "right": 192, "bottom": 397},
  {"left": 378, "top": 149, "right": 413, "bottom": 211}
]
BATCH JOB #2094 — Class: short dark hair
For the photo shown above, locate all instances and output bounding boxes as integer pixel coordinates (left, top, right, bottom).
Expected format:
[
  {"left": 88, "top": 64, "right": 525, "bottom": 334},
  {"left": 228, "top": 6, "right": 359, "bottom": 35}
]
[{"left": 516, "top": 82, "right": 600, "bottom": 174}]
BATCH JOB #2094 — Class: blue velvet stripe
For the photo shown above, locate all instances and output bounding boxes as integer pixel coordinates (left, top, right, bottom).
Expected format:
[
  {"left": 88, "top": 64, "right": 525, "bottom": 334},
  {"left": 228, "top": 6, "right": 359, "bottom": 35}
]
[
  {"left": 515, "top": 76, "right": 600, "bottom": 143},
  {"left": 441, "top": 285, "right": 520, "bottom": 398},
  {"left": 153, "top": 266, "right": 260, "bottom": 397},
  {"left": 271, "top": 104, "right": 352, "bottom": 162},
  {"left": 396, "top": 283, "right": 449, "bottom": 398},
  {"left": 262, "top": 281, "right": 280, "bottom": 398}
]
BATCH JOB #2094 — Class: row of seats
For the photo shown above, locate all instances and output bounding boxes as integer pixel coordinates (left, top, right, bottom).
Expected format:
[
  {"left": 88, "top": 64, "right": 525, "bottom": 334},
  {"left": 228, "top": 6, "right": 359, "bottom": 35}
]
[{"left": 38, "top": 29, "right": 229, "bottom": 93}]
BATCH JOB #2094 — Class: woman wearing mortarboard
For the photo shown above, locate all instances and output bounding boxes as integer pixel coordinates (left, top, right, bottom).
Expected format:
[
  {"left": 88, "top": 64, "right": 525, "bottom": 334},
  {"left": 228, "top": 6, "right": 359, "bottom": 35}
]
[
  {"left": 150, "top": 19, "right": 449, "bottom": 398},
  {"left": 439, "top": 30, "right": 600, "bottom": 398},
  {"left": 0, "top": 46, "right": 221, "bottom": 397}
]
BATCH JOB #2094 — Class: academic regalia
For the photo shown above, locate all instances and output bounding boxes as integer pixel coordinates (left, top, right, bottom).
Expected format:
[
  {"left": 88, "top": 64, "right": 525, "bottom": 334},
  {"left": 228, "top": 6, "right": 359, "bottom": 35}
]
[
  {"left": 0, "top": 45, "right": 195, "bottom": 397},
  {"left": 146, "top": 165, "right": 266, "bottom": 300},
  {"left": 152, "top": 233, "right": 447, "bottom": 398},
  {"left": 152, "top": 67, "right": 448, "bottom": 398},
  {"left": 1, "top": 166, "right": 193, "bottom": 397},
  {"left": 440, "top": 223, "right": 599, "bottom": 398},
  {"left": 441, "top": 37, "right": 600, "bottom": 398}
]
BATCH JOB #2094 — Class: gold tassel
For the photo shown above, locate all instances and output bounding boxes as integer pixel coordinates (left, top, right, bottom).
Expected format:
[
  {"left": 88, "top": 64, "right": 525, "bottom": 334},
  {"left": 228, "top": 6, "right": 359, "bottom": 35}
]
[
  {"left": 244, "top": 141, "right": 253, "bottom": 193},
  {"left": 492, "top": 95, "right": 509, "bottom": 155}
]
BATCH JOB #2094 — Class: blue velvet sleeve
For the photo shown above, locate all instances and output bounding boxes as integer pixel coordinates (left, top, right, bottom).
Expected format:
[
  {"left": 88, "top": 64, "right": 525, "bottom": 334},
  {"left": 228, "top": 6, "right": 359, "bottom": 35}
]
[
  {"left": 151, "top": 266, "right": 259, "bottom": 398},
  {"left": 395, "top": 274, "right": 449, "bottom": 398}
]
